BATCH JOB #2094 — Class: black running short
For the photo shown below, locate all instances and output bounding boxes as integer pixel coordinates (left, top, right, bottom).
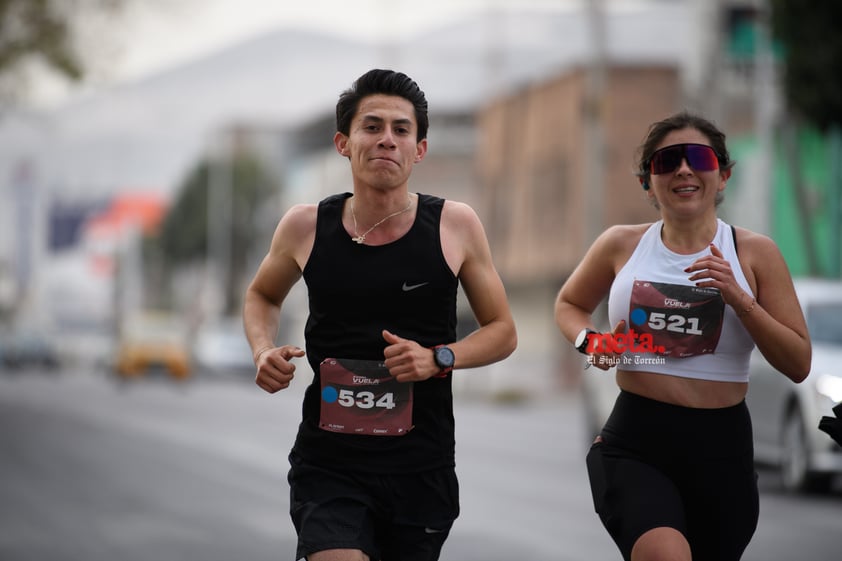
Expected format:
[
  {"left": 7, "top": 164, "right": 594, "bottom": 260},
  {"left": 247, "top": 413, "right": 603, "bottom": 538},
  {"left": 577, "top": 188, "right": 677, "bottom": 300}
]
[
  {"left": 586, "top": 390, "right": 759, "bottom": 561},
  {"left": 288, "top": 452, "right": 459, "bottom": 561}
]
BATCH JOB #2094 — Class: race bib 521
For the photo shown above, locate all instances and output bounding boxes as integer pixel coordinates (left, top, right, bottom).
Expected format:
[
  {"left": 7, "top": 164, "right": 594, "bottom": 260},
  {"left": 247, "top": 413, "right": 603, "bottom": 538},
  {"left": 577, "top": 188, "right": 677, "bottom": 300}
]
[{"left": 629, "top": 281, "right": 724, "bottom": 358}]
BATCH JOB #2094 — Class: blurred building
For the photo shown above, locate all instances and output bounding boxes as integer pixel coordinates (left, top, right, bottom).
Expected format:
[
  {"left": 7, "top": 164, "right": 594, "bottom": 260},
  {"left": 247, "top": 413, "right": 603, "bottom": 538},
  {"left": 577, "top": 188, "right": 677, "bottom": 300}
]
[
  {"left": 2, "top": 1, "right": 838, "bottom": 390},
  {"left": 477, "top": 65, "right": 680, "bottom": 283},
  {"left": 472, "top": 65, "right": 682, "bottom": 389}
]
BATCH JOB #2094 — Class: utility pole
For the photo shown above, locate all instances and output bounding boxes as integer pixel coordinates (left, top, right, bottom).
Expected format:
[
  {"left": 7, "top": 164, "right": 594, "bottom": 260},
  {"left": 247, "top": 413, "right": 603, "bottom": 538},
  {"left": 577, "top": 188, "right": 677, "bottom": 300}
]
[
  {"left": 694, "top": 0, "right": 725, "bottom": 123},
  {"left": 584, "top": 0, "right": 607, "bottom": 249},
  {"left": 752, "top": 0, "right": 776, "bottom": 236},
  {"left": 206, "top": 131, "right": 233, "bottom": 320}
]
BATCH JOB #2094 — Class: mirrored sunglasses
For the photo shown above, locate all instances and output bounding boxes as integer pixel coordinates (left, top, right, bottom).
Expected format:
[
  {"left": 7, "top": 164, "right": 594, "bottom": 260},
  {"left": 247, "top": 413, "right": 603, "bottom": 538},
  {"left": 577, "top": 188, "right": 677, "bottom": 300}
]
[{"left": 648, "top": 143, "right": 720, "bottom": 175}]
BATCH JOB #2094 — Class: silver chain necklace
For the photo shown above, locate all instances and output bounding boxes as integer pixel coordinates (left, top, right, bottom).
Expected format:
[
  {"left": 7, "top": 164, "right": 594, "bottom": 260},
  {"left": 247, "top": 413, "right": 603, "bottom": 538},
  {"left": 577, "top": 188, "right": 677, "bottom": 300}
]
[{"left": 351, "top": 197, "right": 412, "bottom": 244}]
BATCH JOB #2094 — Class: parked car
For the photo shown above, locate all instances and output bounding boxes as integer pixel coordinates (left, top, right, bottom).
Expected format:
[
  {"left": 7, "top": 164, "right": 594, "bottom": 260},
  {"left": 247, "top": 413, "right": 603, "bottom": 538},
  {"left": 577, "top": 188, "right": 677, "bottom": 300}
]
[
  {"left": 580, "top": 363, "right": 619, "bottom": 441},
  {"left": 747, "top": 278, "right": 842, "bottom": 492},
  {"left": 192, "top": 319, "right": 255, "bottom": 378},
  {"left": 0, "top": 329, "right": 60, "bottom": 371},
  {"left": 580, "top": 278, "right": 842, "bottom": 493},
  {"left": 114, "top": 312, "right": 192, "bottom": 380}
]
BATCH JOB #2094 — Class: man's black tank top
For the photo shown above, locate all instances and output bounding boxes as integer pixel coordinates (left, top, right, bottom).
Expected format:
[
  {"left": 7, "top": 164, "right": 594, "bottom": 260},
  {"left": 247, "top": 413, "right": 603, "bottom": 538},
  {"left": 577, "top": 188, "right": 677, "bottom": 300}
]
[{"left": 293, "top": 192, "right": 459, "bottom": 473}]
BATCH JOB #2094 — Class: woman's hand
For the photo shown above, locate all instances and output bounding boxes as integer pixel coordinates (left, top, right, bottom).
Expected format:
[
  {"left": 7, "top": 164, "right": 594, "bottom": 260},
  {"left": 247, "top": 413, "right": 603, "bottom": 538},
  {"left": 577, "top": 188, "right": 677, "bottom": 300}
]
[
  {"left": 685, "top": 243, "right": 750, "bottom": 310},
  {"left": 587, "top": 320, "right": 626, "bottom": 371}
]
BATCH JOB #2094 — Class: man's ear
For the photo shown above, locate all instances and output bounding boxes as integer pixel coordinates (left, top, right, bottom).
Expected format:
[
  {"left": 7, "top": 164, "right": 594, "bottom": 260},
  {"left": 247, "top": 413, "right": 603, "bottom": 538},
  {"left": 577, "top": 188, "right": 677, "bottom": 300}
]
[
  {"left": 334, "top": 131, "right": 350, "bottom": 157},
  {"left": 414, "top": 138, "right": 428, "bottom": 163}
]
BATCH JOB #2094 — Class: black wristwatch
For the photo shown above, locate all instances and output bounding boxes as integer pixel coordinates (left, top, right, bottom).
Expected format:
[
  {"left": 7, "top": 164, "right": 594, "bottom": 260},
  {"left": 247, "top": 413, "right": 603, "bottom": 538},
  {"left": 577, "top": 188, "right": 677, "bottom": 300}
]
[
  {"left": 433, "top": 345, "right": 455, "bottom": 374},
  {"left": 575, "top": 328, "right": 599, "bottom": 355}
]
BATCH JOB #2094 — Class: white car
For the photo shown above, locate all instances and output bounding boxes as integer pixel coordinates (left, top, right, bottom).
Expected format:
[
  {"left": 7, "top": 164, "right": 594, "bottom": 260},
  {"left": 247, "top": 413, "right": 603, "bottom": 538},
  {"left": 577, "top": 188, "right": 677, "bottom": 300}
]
[
  {"left": 747, "top": 278, "right": 842, "bottom": 492},
  {"left": 192, "top": 319, "right": 256, "bottom": 378}
]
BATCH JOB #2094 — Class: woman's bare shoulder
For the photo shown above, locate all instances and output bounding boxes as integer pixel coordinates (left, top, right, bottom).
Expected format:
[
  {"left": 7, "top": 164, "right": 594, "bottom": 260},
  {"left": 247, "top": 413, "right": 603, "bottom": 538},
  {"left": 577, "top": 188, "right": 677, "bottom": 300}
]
[
  {"left": 604, "top": 223, "right": 652, "bottom": 237},
  {"left": 731, "top": 225, "right": 789, "bottom": 286},
  {"left": 731, "top": 226, "right": 783, "bottom": 262},
  {"left": 597, "top": 223, "right": 652, "bottom": 253}
]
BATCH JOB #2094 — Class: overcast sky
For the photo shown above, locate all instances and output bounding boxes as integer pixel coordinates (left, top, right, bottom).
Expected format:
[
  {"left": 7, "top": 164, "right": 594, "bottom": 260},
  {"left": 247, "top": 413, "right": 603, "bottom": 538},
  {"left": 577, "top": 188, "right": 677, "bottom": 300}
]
[
  {"left": 29, "top": 0, "right": 661, "bottom": 108},
  {"left": 114, "top": 0, "right": 578, "bottom": 80}
]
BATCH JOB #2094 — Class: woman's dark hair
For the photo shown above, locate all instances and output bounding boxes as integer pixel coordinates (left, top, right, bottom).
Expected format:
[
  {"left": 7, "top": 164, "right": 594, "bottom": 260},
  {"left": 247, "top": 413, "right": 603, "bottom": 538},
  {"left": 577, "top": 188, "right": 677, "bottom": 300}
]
[
  {"left": 635, "top": 111, "right": 735, "bottom": 207},
  {"left": 335, "top": 69, "right": 429, "bottom": 141}
]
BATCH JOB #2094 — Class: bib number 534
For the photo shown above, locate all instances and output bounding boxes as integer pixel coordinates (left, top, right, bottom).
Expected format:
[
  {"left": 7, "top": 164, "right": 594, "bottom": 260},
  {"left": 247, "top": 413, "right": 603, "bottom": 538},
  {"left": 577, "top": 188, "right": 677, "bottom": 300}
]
[{"left": 336, "top": 389, "right": 396, "bottom": 410}]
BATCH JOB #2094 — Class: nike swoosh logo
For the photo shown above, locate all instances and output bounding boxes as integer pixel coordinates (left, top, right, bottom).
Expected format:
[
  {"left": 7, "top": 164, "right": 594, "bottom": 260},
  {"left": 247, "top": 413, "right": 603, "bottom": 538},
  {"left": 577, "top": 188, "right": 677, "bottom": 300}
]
[
  {"left": 402, "top": 281, "right": 429, "bottom": 292},
  {"left": 424, "top": 527, "right": 446, "bottom": 534}
]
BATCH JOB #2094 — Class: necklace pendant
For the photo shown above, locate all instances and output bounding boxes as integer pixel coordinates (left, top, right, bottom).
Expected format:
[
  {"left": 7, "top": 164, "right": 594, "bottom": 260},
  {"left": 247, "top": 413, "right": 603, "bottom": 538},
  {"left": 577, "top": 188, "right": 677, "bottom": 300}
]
[{"left": 352, "top": 235, "right": 366, "bottom": 244}]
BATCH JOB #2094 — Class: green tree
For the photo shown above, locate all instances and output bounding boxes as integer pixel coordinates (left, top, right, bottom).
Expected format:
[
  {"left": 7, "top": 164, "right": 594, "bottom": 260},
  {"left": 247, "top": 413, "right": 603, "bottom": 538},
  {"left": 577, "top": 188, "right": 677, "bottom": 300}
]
[
  {"left": 153, "top": 150, "right": 280, "bottom": 314},
  {"left": 0, "top": 0, "right": 133, "bottom": 106},
  {"left": 771, "top": 0, "right": 842, "bottom": 276},
  {"left": 771, "top": 0, "right": 842, "bottom": 130}
]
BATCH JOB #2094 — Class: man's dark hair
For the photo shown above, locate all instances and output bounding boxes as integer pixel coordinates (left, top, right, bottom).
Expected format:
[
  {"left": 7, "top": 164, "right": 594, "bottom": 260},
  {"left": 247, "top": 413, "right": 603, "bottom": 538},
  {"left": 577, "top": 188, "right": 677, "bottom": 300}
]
[{"left": 336, "top": 69, "right": 429, "bottom": 141}]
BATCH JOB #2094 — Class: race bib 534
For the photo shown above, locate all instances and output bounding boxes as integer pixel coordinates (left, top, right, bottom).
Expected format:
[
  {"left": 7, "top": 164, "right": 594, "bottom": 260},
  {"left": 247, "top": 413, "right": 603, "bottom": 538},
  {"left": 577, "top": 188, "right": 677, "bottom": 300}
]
[{"left": 319, "top": 358, "right": 414, "bottom": 436}]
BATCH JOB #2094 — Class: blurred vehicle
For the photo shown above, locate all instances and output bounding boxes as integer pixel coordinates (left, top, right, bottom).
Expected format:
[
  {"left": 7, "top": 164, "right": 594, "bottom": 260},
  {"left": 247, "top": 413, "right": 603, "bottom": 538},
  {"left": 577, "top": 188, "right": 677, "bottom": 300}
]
[
  {"left": 580, "top": 278, "right": 842, "bottom": 493},
  {"left": 580, "top": 363, "right": 619, "bottom": 441},
  {"left": 193, "top": 318, "right": 255, "bottom": 378},
  {"left": 747, "top": 278, "right": 842, "bottom": 493},
  {"left": 114, "top": 312, "right": 191, "bottom": 380},
  {"left": 0, "top": 329, "right": 61, "bottom": 371}
]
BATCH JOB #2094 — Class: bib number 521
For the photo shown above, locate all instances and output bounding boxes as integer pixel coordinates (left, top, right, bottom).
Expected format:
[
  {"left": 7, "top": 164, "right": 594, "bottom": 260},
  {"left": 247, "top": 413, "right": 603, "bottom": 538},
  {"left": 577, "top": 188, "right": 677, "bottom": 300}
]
[{"left": 647, "top": 312, "right": 703, "bottom": 335}]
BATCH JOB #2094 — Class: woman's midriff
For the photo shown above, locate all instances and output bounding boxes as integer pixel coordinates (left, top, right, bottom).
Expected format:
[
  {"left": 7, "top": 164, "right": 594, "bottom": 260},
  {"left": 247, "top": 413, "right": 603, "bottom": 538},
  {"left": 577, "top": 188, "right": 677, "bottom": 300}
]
[{"left": 616, "top": 369, "right": 748, "bottom": 409}]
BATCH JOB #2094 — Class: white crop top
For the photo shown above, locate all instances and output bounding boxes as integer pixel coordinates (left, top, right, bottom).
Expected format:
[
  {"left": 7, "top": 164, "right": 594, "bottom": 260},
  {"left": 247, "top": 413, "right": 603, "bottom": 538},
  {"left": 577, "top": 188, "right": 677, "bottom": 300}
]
[{"left": 607, "top": 219, "right": 755, "bottom": 383}]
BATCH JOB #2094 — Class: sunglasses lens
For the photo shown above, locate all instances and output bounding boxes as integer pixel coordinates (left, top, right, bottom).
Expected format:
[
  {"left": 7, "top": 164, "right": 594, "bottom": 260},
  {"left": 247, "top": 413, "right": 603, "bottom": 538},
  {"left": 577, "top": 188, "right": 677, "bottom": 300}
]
[
  {"left": 650, "top": 146, "right": 683, "bottom": 175},
  {"left": 685, "top": 144, "right": 719, "bottom": 171},
  {"left": 649, "top": 144, "right": 720, "bottom": 175}
]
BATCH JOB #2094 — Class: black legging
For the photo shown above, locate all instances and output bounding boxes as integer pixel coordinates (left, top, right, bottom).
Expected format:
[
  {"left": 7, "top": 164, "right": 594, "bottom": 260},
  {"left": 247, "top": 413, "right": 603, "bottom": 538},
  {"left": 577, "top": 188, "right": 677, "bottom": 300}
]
[{"left": 586, "top": 390, "right": 759, "bottom": 561}]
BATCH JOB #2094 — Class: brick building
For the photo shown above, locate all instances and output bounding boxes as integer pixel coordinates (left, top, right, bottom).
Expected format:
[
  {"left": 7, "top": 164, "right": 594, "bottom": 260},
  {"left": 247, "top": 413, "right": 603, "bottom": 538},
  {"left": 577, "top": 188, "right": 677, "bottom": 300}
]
[
  {"left": 476, "top": 65, "right": 680, "bottom": 284},
  {"left": 473, "top": 64, "right": 682, "bottom": 391}
]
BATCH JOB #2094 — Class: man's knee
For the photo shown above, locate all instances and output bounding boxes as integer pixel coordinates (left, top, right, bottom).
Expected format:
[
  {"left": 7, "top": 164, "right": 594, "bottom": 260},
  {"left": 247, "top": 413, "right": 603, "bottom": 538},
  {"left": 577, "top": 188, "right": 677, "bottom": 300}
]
[
  {"left": 308, "top": 548, "right": 370, "bottom": 561},
  {"left": 631, "top": 527, "right": 691, "bottom": 561}
]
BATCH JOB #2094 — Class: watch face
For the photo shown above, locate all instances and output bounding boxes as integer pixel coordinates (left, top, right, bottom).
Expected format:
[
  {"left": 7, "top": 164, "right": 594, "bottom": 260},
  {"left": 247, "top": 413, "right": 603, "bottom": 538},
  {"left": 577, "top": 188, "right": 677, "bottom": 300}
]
[
  {"left": 435, "top": 346, "right": 455, "bottom": 368},
  {"left": 575, "top": 329, "right": 589, "bottom": 349},
  {"left": 576, "top": 329, "right": 596, "bottom": 353}
]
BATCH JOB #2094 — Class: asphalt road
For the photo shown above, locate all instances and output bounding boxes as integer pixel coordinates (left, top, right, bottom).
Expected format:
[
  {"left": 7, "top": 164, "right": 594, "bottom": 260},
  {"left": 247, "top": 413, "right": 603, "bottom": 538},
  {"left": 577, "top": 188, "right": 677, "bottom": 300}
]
[{"left": 1, "top": 368, "right": 839, "bottom": 561}]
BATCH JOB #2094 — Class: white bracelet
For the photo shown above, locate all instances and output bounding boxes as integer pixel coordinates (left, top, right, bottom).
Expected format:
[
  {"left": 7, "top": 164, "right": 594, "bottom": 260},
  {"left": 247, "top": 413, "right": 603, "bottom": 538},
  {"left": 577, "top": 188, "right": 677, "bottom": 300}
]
[{"left": 253, "top": 345, "right": 274, "bottom": 362}]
